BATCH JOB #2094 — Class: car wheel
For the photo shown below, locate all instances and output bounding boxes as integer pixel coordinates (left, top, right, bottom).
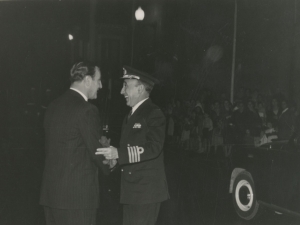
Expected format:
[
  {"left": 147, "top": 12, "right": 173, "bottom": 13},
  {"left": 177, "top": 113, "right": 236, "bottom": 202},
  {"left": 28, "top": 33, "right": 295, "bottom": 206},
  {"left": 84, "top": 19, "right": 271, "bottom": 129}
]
[{"left": 233, "top": 172, "right": 262, "bottom": 220}]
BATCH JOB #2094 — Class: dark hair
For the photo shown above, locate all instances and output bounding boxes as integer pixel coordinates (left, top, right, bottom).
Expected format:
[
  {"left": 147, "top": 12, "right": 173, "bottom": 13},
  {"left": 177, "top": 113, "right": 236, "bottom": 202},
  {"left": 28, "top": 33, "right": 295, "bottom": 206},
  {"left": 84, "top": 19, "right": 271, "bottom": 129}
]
[
  {"left": 70, "top": 61, "right": 98, "bottom": 83},
  {"left": 136, "top": 80, "right": 153, "bottom": 94}
]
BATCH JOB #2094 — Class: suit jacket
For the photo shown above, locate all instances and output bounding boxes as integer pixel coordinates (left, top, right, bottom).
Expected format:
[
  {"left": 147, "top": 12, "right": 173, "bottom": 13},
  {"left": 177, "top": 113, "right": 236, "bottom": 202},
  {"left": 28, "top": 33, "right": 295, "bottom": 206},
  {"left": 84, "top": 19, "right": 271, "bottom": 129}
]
[
  {"left": 278, "top": 108, "right": 296, "bottom": 140},
  {"left": 118, "top": 99, "right": 169, "bottom": 204},
  {"left": 39, "top": 89, "right": 108, "bottom": 209}
]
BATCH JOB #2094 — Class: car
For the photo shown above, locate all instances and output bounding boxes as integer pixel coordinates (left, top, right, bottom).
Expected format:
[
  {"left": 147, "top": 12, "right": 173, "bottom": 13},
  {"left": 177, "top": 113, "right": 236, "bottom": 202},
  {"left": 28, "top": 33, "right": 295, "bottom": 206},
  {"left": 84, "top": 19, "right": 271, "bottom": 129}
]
[{"left": 228, "top": 139, "right": 300, "bottom": 220}]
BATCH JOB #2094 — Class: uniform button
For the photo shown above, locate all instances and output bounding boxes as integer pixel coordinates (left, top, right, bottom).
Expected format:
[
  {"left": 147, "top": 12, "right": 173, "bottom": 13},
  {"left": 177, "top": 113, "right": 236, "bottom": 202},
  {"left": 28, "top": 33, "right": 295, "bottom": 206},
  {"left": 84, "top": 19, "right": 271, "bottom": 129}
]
[
  {"left": 121, "top": 169, "right": 123, "bottom": 172},
  {"left": 129, "top": 172, "right": 131, "bottom": 174}
]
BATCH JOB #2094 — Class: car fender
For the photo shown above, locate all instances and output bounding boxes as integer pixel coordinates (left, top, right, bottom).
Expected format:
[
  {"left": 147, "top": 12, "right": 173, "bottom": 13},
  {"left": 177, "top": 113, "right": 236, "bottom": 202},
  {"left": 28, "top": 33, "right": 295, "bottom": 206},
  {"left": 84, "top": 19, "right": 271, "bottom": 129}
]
[{"left": 229, "top": 168, "right": 246, "bottom": 193}]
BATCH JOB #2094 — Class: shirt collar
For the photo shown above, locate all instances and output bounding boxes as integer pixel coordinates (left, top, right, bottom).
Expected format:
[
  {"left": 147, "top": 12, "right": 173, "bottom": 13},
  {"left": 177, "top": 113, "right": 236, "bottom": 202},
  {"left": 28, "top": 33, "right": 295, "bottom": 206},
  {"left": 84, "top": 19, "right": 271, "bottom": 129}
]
[
  {"left": 132, "top": 98, "right": 148, "bottom": 115},
  {"left": 70, "top": 88, "right": 88, "bottom": 101}
]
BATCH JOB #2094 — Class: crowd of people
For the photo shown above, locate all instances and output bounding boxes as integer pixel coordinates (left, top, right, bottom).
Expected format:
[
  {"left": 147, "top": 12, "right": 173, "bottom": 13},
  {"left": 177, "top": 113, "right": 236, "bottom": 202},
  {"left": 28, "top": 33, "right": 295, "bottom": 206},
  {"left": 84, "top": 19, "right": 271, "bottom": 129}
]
[
  {"left": 163, "top": 87, "right": 300, "bottom": 156},
  {"left": 1, "top": 85, "right": 299, "bottom": 154}
]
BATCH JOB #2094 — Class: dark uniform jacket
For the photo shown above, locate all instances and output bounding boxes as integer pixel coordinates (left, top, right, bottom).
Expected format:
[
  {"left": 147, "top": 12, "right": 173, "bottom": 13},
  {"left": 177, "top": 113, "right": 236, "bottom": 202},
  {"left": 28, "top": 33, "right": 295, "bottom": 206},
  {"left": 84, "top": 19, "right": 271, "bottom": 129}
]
[
  {"left": 118, "top": 98, "right": 169, "bottom": 204},
  {"left": 39, "top": 89, "right": 108, "bottom": 209}
]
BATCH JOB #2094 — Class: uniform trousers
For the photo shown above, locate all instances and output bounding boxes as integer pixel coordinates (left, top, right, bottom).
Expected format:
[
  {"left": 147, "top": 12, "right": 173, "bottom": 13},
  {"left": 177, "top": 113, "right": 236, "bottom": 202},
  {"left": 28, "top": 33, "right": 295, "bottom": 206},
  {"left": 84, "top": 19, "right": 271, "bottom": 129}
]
[
  {"left": 43, "top": 206, "right": 97, "bottom": 225},
  {"left": 123, "top": 202, "right": 161, "bottom": 225}
]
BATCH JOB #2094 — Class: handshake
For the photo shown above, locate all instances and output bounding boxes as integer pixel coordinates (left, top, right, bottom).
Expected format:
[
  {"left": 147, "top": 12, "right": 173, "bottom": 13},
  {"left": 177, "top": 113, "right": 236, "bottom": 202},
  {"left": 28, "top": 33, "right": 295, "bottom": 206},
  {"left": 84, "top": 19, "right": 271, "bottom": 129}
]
[{"left": 98, "top": 136, "right": 119, "bottom": 169}]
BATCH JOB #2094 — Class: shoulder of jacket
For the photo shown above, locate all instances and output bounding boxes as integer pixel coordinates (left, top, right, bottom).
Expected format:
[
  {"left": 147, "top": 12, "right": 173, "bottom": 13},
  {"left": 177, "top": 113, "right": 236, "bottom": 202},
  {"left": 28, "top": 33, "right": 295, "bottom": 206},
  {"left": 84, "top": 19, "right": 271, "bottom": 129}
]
[{"left": 142, "top": 102, "right": 162, "bottom": 114}]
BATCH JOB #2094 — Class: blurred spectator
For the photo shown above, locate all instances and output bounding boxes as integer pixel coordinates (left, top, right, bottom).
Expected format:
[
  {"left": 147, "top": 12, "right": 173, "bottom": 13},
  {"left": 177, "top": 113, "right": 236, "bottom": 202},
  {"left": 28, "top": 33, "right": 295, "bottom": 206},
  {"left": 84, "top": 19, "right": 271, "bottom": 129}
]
[
  {"left": 222, "top": 100, "right": 235, "bottom": 156},
  {"left": 272, "top": 87, "right": 286, "bottom": 104},
  {"left": 245, "top": 100, "right": 262, "bottom": 137},
  {"left": 194, "top": 101, "right": 204, "bottom": 152},
  {"left": 211, "top": 101, "right": 223, "bottom": 153},
  {"left": 264, "top": 121, "right": 278, "bottom": 142},
  {"left": 278, "top": 100, "right": 296, "bottom": 140},
  {"left": 181, "top": 116, "right": 191, "bottom": 150},
  {"left": 267, "top": 97, "right": 281, "bottom": 130},
  {"left": 256, "top": 121, "right": 278, "bottom": 146},
  {"left": 194, "top": 100, "right": 204, "bottom": 114},
  {"left": 256, "top": 94, "right": 265, "bottom": 106},
  {"left": 211, "top": 101, "right": 221, "bottom": 129},
  {"left": 202, "top": 113, "right": 213, "bottom": 152},
  {"left": 232, "top": 101, "right": 248, "bottom": 143},
  {"left": 189, "top": 112, "right": 198, "bottom": 150},
  {"left": 244, "top": 129, "right": 254, "bottom": 145},
  {"left": 257, "top": 101, "right": 267, "bottom": 126}
]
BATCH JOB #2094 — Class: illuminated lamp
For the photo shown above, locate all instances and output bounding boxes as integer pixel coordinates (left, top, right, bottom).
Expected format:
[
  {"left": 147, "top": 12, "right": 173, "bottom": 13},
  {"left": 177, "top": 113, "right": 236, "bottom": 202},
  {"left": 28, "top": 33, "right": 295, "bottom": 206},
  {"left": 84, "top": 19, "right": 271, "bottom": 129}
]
[{"left": 135, "top": 7, "right": 145, "bottom": 21}]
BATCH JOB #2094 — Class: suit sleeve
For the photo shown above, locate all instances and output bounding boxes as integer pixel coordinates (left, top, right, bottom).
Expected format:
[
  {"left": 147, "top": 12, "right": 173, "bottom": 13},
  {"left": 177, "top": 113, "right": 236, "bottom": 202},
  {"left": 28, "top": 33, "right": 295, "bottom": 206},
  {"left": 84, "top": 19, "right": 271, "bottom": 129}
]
[
  {"left": 118, "top": 108, "right": 166, "bottom": 165},
  {"left": 79, "top": 105, "right": 109, "bottom": 174}
]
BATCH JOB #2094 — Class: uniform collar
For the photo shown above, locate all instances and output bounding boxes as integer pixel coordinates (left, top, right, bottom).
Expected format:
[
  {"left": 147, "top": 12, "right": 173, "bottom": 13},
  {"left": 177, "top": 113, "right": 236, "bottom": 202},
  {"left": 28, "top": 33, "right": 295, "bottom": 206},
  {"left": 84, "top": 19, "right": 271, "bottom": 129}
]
[{"left": 131, "top": 98, "right": 149, "bottom": 115}]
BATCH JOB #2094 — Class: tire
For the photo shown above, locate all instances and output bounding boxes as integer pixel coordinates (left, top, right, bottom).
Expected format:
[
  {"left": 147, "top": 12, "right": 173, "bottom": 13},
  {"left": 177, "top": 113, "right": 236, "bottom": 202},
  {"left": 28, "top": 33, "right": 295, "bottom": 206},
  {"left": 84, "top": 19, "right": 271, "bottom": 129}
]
[{"left": 232, "top": 172, "right": 262, "bottom": 220}]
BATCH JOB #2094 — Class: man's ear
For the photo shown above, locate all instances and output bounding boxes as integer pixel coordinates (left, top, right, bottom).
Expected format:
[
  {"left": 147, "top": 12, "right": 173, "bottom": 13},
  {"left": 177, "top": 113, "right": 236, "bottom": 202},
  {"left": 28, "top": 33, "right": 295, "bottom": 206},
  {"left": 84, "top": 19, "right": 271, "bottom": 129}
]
[
  {"left": 138, "top": 84, "right": 145, "bottom": 94},
  {"left": 84, "top": 76, "right": 92, "bottom": 87}
]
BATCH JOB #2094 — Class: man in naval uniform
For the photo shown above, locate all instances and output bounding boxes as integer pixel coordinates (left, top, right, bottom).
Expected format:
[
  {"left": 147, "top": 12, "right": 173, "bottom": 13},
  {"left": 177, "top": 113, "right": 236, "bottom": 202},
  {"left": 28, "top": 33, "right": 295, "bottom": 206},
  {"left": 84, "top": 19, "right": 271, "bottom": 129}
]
[{"left": 96, "top": 66, "right": 169, "bottom": 225}]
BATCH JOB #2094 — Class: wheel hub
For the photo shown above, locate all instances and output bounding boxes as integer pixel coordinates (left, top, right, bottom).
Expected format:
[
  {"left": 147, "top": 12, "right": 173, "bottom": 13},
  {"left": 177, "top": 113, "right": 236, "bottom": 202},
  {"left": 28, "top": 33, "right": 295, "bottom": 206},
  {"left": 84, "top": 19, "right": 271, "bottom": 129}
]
[{"left": 235, "top": 180, "right": 254, "bottom": 211}]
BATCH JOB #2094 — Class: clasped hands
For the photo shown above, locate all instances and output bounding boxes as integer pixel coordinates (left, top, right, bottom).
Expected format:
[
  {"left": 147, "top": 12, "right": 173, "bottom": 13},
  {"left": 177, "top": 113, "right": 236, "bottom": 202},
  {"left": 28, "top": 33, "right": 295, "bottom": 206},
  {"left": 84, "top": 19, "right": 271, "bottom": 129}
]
[{"left": 98, "top": 136, "right": 119, "bottom": 168}]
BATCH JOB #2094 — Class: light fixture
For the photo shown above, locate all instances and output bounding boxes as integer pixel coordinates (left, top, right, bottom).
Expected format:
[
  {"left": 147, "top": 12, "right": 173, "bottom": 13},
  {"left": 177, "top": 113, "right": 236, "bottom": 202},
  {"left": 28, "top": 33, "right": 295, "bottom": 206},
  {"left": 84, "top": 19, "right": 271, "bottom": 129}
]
[
  {"left": 135, "top": 7, "right": 145, "bottom": 21},
  {"left": 68, "top": 34, "right": 74, "bottom": 40}
]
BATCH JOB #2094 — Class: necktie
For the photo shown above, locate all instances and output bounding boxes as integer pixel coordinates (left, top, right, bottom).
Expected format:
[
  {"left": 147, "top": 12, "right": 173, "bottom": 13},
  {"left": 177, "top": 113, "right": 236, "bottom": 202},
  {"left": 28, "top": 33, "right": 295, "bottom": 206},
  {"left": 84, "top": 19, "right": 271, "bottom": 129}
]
[{"left": 127, "top": 109, "right": 132, "bottom": 120}]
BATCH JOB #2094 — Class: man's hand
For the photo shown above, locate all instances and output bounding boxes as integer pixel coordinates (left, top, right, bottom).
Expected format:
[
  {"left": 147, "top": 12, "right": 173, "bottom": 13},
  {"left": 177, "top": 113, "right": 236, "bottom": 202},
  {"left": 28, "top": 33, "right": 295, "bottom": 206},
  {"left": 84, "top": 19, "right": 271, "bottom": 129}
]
[
  {"left": 96, "top": 146, "right": 118, "bottom": 160},
  {"left": 103, "top": 159, "right": 118, "bottom": 169},
  {"left": 99, "top": 136, "right": 111, "bottom": 147}
]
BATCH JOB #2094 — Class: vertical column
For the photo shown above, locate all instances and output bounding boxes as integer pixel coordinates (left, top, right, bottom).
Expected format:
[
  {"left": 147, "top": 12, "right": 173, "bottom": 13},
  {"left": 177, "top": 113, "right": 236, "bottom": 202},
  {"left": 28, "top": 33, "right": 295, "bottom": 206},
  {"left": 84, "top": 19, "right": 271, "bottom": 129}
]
[
  {"left": 89, "top": 0, "right": 97, "bottom": 61},
  {"left": 230, "top": 0, "right": 237, "bottom": 104},
  {"left": 289, "top": 0, "right": 297, "bottom": 101}
]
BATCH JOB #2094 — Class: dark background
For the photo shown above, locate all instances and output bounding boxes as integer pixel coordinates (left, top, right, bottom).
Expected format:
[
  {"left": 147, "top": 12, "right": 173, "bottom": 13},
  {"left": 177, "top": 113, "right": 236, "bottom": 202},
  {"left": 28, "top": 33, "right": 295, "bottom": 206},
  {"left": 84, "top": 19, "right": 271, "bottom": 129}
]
[
  {"left": 1, "top": 0, "right": 300, "bottom": 104},
  {"left": 0, "top": 0, "right": 300, "bottom": 150}
]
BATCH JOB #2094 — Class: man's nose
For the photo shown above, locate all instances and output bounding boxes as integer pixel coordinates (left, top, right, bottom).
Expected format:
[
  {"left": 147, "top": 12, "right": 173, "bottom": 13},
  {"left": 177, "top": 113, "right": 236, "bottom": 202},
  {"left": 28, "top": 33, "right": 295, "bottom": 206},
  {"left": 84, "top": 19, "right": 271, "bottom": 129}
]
[{"left": 120, "top": 86, "right": 124, "bottom": 94}]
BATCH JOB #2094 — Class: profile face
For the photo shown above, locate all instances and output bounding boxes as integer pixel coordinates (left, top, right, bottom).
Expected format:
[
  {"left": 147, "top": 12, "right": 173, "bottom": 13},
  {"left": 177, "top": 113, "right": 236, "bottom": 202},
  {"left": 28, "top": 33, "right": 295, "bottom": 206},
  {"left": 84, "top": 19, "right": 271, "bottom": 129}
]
[
  {"left": 272, "top": 99, "right": 278, "bottom": 106},
  {"left": 89, "top": 67, "right": 102, "bottom": 99},
  {"left": 120, "top": 79, "right": 141, "bottom": 107}
]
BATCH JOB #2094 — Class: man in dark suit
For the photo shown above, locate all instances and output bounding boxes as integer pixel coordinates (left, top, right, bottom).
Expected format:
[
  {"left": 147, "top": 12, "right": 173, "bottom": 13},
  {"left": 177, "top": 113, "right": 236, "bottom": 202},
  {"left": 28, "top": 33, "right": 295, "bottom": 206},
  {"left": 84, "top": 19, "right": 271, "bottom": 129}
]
[
  {"left": 278, "top": 100, "right": 296, "bottom": 140},
  {"left": 39, "top": 61, "right": 110, "bottom": 225},
  {"left": 96, "top": 66, "right": 169, "bottom": 225}
]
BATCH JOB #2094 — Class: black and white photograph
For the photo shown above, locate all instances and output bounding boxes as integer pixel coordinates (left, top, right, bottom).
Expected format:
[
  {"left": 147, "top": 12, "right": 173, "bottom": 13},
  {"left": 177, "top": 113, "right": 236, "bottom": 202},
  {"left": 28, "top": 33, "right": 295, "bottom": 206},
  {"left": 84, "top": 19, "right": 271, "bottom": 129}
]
[{"left": 1, "top": 0, "right": 300, "bottom": 224}]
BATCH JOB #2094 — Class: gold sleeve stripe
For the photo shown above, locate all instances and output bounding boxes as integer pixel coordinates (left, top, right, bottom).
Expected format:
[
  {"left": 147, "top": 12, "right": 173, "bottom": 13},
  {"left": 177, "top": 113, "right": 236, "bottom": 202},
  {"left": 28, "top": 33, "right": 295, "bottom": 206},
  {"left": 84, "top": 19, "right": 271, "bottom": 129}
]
[
  {"left": 128, "top": 147, "right": 132, "bottom": 163},
  {"left": 133, "top": 146, "right": 137, "bottom": 163}
]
